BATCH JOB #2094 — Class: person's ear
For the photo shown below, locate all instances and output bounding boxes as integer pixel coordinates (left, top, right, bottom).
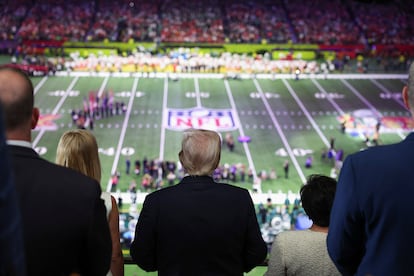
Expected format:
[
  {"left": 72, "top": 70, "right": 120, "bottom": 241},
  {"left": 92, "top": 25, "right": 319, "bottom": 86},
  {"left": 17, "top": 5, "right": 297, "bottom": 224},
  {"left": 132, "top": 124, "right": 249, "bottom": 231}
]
[{"left": 31, "top": 107, "right": 39, "bottom": 129}]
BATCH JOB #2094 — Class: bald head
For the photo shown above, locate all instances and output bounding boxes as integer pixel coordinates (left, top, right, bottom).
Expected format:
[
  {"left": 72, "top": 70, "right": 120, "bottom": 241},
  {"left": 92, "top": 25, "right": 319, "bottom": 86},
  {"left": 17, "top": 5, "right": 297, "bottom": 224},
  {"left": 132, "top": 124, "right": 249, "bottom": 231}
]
[{"left": 0, "top": 66, "right": 37, "bottom": 140}]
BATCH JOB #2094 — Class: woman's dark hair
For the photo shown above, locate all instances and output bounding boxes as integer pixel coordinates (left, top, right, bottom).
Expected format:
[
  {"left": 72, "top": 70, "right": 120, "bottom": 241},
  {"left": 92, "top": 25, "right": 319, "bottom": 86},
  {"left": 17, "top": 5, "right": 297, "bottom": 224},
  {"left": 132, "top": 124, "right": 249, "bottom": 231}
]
[{"left": 300, "top": 174, "right": 337, "bottom": 227}]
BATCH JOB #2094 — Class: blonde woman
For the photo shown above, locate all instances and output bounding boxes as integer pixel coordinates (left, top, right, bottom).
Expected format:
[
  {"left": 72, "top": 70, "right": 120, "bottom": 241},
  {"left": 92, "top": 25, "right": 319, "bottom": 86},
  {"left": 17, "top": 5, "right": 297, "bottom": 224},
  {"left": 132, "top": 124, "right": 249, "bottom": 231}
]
[{"left": 56, "top": 129, "right": 124, "bottom": 276}]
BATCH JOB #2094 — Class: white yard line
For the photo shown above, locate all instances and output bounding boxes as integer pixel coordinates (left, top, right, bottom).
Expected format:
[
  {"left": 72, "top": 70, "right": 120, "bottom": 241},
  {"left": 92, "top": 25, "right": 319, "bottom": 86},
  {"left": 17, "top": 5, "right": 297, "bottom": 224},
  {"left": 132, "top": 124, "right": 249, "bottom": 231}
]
[
  {"left": 34, "top": 76, "right": 48, "bottom": 95},
  {"left": 254, "top": 79, "right": 306, "bottom": 183},
  {"left": 224, "top": 80, "right": 257, "bottom": 179},
  {"left": 106, "top": 77, "right": 139, "bottom": 192},
  {"left": 97, "top": 76, "right": 109, "bottom": 98},
  {"left": 342, "top": 79, "right": 406, "bottom": 140},
  {"left": 311, "top": 79, "right": 345, "bottom": 115},
  {"left": 371, "top": 79, "right": 406, "bottom": 109},
  {"left": 32, "top": 77, "right": 79, "bottom": 148},
  {"left": 282, "top": 79, "right": 331, "bottom": 148},
  {"left": 194, "top": 77, "right": 202, "bottom": 108},
  {"left": 159, "top": 77, "right": 169, "bottom": 161}
]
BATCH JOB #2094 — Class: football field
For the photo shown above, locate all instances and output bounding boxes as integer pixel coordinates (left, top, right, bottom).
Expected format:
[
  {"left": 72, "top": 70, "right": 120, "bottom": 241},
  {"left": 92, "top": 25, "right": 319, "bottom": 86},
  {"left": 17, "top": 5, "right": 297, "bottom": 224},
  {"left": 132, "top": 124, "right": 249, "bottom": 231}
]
[{"left": 30, "top": 72, "right": 410, "bottom": 204}]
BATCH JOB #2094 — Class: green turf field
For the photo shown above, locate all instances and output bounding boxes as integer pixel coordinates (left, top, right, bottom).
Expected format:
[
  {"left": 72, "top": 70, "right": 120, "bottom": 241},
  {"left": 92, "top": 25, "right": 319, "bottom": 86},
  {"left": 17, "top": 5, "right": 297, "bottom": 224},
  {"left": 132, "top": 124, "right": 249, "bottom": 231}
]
[{"left": 31, "top": 72, "right": 409, "bottom": 198}]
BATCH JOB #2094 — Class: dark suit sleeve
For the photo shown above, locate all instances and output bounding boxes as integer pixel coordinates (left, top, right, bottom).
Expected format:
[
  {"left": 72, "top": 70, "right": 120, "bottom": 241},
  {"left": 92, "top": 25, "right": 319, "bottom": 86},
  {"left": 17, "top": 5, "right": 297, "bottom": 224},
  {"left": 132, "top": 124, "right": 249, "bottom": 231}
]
[
  {"left": 243, "top": 191, "right": 268, "bottom": 272},
  {"left": 85, "top": 182, "right": 112, "bottom": 275},
  {"left": 130, "top": 193, "right": 158, "bottom": 271},
  {"left": 0, "top": 128, "right": 26, "bottom": 275},
  {"left": 327, "top": 156, "right": 365, "bottom": 275}
]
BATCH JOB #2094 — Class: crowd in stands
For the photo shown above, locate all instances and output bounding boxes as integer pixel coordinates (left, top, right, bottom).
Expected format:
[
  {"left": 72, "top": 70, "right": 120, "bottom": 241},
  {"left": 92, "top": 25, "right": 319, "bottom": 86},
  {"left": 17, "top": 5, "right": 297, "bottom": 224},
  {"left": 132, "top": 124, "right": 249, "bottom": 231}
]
[
  {"left": 286, "top": 0, "right": 364, "bottom": 45},
  {"left": 1, "top": 0, "right": 413, "bottom": 46},
  {"left": 62, "top": 49, "right": 319, "bottom": 75},
  {"left": 350, "top": 0, "right": 414, "bottom": 45}
]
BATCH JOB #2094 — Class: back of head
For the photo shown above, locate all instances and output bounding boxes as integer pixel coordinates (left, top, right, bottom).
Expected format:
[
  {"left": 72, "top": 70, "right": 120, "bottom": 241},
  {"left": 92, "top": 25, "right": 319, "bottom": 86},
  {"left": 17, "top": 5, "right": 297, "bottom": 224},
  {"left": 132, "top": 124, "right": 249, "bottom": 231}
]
[
  {"left": 0, "top": 66, "right": 34, "bottom": 132},
  {"left": 56, "top": 129, "right": 101, "bottom": 183},
  {"left": 178, "top": 128, "right": 221, "bottom": 176},
  {"left": 300, "top": 174, "right": 337, "bottom": 227},
  {"left": 408, "top": 62, "right": 414, "bottom": 113}
]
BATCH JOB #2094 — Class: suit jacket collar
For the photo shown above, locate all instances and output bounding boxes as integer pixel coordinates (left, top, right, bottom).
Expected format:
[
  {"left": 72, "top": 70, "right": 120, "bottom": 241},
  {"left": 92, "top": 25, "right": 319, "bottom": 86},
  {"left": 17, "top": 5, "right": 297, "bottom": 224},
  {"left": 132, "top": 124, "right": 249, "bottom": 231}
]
[
  {"left": 7, "top": 144, "right": 40, "bottom": 159},
  {"left": 179, "top": 175, "right": 216, "bottom": 186}
]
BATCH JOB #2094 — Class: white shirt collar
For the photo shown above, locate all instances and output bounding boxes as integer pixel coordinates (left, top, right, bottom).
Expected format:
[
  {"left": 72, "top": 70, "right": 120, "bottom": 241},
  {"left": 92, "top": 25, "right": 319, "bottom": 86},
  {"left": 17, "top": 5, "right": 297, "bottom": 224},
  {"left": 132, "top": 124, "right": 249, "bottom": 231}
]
[{"left": 7, "top": 140, "right": 33, "bottom": 148}]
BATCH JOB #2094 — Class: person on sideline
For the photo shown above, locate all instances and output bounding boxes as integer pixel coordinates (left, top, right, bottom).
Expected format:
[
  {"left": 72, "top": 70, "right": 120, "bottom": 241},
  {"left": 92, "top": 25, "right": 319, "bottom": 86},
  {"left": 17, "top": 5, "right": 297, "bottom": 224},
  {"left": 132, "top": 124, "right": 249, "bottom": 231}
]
[
  {"left": 0, "top": 105, "right": 26, "bottom": 276},
  {"left": 56, "top": 129, "right": 124, "bottom": 276},
  {"left": 327, "top": 62, "right": 414, "bottom": 275},
  {"left": 0, "top": 66, "right": 111, "bottom": 275},
  {"left": 265, "top": 174, "right": 340, "bottom": 276},
  {"left": 130, "top": 128, "right": 267, "bottom": 275}
]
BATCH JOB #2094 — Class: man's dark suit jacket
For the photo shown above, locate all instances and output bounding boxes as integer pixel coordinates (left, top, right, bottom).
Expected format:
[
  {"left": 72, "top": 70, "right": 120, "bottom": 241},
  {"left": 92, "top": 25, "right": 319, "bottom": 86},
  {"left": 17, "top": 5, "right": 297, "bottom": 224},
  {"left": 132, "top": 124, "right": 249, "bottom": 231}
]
[
  {"left": 130, "top": 175, "right": 267, "bottom": 276},
  {"left": 8, "top": 145, "right": 112, "bottom": 276},
  {"left": 327, "top": 132, "right": 414, "bottom": 276}
]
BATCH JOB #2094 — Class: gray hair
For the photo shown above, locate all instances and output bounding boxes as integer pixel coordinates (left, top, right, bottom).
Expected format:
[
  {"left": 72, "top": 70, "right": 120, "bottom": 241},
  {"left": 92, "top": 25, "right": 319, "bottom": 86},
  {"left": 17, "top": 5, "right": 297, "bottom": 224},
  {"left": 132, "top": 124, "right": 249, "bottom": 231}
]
[{"left": 179, "top": 128, "right": 221, "bottom": 176}]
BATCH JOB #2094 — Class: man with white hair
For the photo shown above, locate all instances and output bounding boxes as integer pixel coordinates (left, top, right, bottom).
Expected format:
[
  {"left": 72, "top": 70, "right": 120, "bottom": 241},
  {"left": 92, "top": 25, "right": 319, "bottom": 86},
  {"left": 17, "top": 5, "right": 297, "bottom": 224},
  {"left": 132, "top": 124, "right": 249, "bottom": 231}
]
[{"left": 130, "top": 128, "right": 267, "bottom": 275}]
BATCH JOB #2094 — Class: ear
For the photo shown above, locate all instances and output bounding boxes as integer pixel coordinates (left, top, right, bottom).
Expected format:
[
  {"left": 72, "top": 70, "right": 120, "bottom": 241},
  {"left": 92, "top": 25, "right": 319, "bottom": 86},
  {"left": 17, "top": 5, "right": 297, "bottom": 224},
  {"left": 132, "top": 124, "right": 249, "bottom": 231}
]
[{"left": 31, "top": 107, "right": 39, "bottom": 129}]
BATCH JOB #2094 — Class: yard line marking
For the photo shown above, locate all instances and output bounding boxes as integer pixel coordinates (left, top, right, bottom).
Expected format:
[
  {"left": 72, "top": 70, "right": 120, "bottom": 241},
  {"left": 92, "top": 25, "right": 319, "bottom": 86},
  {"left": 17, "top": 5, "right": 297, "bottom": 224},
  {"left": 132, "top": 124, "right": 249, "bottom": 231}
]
[
  {"left": 254, "top": 79, "right": 306, "bottom": 183},
  {"left": 97, "top": 75, "right": 109, "bottom": 98},
  {"left": 34, "top": 76, "right": 48, "bottom": 95},
  {"left": 224, "top": 80, "right": 257, "bottom": 179},
  {"left": 282, "top": 79, "right": 331, "bottom": 148},
  {"left": 159, "top": 76, "right": 168, "bottom": 161},
  {"left": 194, "top": 77, "right": 202, "bottom": 108},
  {"left": 341, "top": 79, "right": 382, "bottom": 117},
  {"left": 311, "top": 79, "right": 345, "bottom": 115},
  {"left": 370, "top": 79, "right": 406, "bottom": 109},
  {"left": 32, "top": 77, "right": 79, "bottom": 148},
  {"left": 342, "top": 79, "right": 406, "bottom": 140},
  {"left": 106, "top": 77, "right": 139, "bottom": 192}
]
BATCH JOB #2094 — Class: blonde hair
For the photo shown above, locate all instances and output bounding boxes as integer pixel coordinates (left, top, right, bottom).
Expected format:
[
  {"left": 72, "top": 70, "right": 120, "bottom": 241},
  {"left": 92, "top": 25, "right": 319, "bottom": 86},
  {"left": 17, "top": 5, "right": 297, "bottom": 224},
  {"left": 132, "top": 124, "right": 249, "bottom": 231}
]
[
  {"left": 178, "top": 128, "right": 221, "bottom": 176},
  {"left": 56, "top": 129, "right": 101, "bottom": 183}
]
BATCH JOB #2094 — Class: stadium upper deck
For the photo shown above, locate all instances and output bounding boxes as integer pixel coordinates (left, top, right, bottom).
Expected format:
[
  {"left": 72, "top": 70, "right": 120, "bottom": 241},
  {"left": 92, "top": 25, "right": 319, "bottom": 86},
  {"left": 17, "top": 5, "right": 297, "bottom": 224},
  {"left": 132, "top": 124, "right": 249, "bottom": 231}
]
[{"left": 1, "top": 0, "right": 413, "bottom": 46}]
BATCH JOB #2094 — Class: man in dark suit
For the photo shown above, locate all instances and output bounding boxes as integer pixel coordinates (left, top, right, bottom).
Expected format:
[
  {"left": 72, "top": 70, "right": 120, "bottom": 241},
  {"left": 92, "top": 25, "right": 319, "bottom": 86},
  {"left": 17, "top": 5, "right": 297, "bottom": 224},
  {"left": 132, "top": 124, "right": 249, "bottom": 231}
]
[
  {"left": 0, "top": 66, "right": 112, "bottom": 275},
  {"left": 130, "top": 128, "right": 267, "bottom": 275},
  {"left": 327, "top": 62, "right": 414, "bottom": 275},
  {"left": 0, "top": 105, "right": 26, "bottom": 276}
]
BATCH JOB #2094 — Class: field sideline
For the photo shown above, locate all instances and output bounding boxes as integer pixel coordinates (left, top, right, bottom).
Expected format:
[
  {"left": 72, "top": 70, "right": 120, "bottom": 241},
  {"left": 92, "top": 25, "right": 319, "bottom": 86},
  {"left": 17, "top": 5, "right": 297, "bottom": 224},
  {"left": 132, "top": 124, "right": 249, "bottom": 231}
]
[{"left": 30, "top": 71, "right": 409, "bottom": 205}]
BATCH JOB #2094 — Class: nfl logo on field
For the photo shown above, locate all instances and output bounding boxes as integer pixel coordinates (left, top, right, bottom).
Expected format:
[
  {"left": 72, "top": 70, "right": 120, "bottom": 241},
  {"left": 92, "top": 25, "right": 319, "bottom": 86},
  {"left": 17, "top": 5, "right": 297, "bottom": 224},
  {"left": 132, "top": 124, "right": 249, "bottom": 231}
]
[{"left": 167, "top": 108, "right": 236, "bottom": 131}]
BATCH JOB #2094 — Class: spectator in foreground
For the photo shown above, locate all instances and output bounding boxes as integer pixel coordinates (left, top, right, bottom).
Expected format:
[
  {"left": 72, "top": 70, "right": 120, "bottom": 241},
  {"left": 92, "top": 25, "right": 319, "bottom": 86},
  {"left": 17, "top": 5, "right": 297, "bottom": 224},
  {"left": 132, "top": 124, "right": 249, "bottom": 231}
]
[
  {"left": 130, "top": 128, "right": 267, "bottom": 275},
  {"left": 0, "top": 66, "right": 111, "bottom": 275},
  {"left": 327, "top": 62, "right": 414, "bottom": 275},
  {"left": 56, "top": 129, "right": 124, "bottom": 276},
  {"left": 265, "top": 174, "right": 340, "bottom": 276},
  {"left": 0, "top": 104, "right": 26, "bottom": 276}
]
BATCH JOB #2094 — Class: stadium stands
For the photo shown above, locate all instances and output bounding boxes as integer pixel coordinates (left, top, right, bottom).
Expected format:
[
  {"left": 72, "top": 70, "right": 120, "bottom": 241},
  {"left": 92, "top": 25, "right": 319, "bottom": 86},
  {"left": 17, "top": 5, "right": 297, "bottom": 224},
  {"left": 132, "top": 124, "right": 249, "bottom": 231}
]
[{"left": 0, "top": 0, "right": 413, "bottom": 46}]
